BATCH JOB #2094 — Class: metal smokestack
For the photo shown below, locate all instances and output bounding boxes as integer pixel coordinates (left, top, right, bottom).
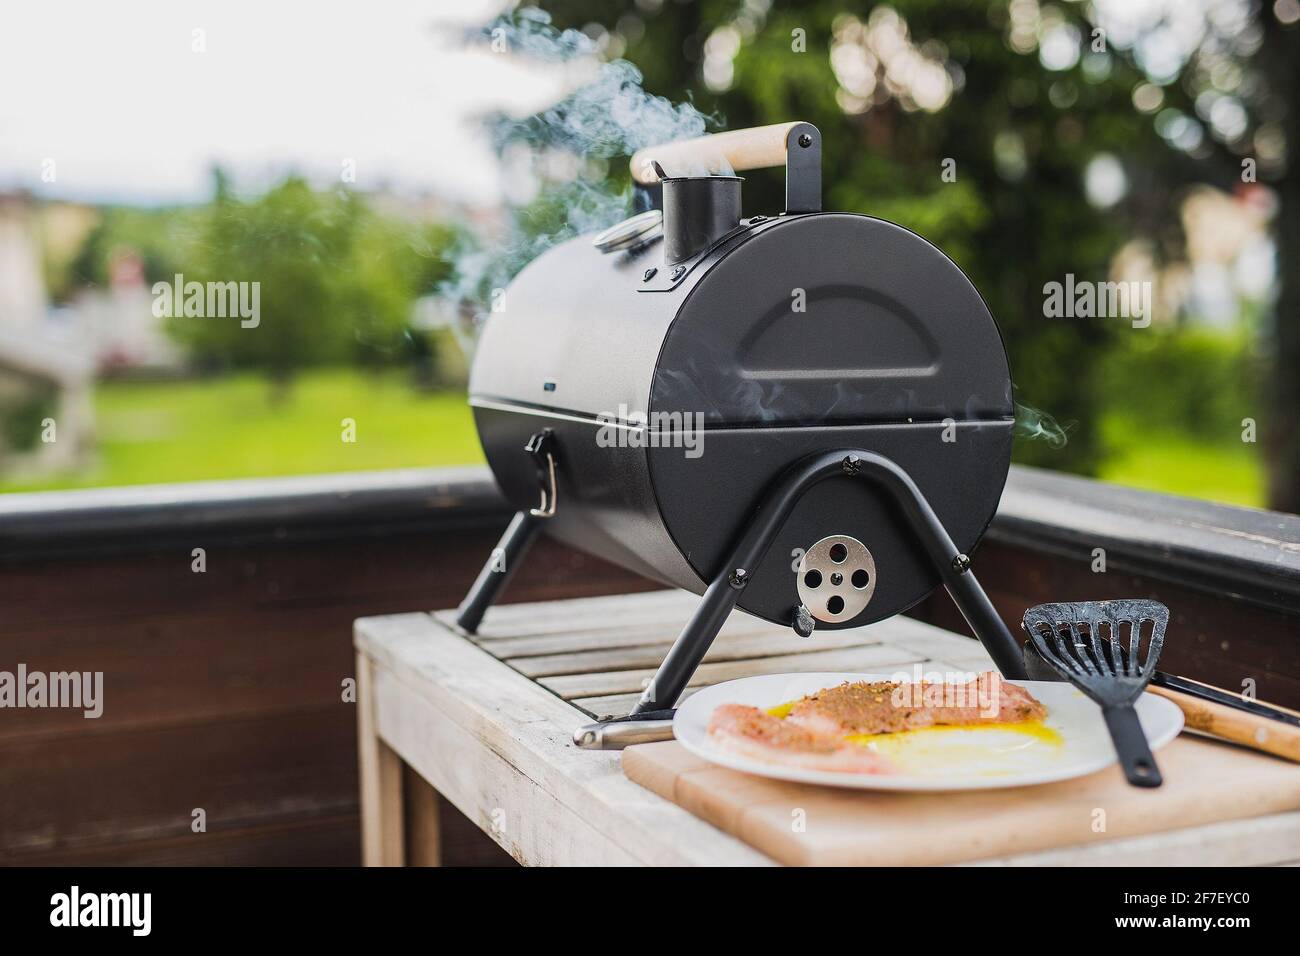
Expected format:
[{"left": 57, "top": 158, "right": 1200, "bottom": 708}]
[{"left": 661, "top": 175, "right": 743, "bottom": 264}]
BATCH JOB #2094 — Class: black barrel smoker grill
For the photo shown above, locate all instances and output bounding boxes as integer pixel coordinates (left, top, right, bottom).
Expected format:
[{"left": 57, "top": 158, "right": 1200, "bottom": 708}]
[{"left": 457, "top": 122, "right": 1026, "bottom": 746}]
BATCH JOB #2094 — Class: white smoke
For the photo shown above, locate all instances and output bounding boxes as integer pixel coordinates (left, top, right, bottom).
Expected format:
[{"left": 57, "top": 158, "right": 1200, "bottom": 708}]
[
  {"left": 438, "top": 7, "right": 719, "bottom": 354},
  {"left": 1014, "top": 401, "right": 1070, "bottom": 448}
]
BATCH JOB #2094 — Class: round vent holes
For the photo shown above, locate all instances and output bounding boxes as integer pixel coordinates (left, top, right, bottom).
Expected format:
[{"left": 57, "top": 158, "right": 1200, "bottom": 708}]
[{"left": 796, "top": 534, "right": 878, "bottom": 623}]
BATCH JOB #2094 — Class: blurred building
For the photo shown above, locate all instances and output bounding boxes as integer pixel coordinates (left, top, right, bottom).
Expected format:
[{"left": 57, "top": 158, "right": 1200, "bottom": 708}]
[
  {"left": 1110, "top": 184, "right": 1276, "bottom": 329},
  {"left": 0, "top": 193, "right": 95, "bottom": 474},
  {"left": 0, "top": 194, "right": 49, "bottom": 326},
  {"left": 71, "top": 248, "right": 184, "bottom": 372},
  {"left": 1179, "top": 184, "right": 1276, "bottom": 328},
  {"left": 0, "top": 328, "right": 93, "bottom": 476}
]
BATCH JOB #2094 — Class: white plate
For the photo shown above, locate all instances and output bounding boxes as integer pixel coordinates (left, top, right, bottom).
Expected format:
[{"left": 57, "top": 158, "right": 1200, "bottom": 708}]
[{"left": 673, "top": 671, "right": 1184, "bottom": 791}]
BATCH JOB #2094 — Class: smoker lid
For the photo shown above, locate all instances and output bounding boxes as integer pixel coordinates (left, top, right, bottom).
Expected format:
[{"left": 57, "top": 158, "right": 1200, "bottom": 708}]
[
  {"left": 592, "top": 209, "right": 663, "bottom": 254},
  {"left": 649, "top": 213, "right": 1013, "bottom": 427}
]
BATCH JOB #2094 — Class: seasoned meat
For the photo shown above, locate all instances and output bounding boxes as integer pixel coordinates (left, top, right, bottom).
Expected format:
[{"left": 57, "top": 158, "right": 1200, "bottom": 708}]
[
  {"left": 786, "top": 671, "right": 1046, "bottom": 737},
  {"left": 706, "top": 703, "right": 894, "bottom": 774}
]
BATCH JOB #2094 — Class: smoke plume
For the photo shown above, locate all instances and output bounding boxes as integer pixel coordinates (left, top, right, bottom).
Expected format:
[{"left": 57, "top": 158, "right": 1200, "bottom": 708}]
[
  {"left": 1014, "top": 400, "right": 1070, "bottom": 448},
  {"left": 440, "top": 7, "right": 718, "bottom": 350}
]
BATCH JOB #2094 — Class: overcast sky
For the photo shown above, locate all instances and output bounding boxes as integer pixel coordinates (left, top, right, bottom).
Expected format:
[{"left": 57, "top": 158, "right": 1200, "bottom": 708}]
[{"left": 0, "top": 0, "right": 570, "bottom": 205}]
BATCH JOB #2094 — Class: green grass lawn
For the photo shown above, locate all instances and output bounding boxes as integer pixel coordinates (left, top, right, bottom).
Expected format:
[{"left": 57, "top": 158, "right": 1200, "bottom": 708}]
[
  {"left": 1, "top": 369, "right": 484, "bottom": 493},
  {"left": 1096, "top": 414, "right": 1266, "bottom": 509}
]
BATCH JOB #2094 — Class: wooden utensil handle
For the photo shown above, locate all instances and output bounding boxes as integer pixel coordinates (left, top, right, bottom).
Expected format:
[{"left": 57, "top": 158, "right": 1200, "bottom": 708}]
[
  {"left": 630, "top": 122, "right": 804, "bottom": 184},
  {"left": 1149, "top": 685, "right": 1300, "bottom": 762}
]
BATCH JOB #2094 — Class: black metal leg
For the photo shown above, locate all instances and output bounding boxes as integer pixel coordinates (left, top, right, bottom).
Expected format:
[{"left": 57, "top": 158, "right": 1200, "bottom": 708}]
[
  {"left": 456, "top": 510, "right": 544, "bottom": 634},
  {"left": 631, "top": 448, "right": 1025, "bottom": 716},
  {"left": 850, "top": 452, "right": 1027, "bottom": 679},
  {"left": 633, "top": 572, "right": 746, "bottom": 713},
  {"left": 939, "top": 567, "right": 1025, "bottom": 678}
]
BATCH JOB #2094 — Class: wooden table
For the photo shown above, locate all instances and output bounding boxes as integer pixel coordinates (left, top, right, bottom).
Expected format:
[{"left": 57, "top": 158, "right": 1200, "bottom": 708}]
[{"left": 354, "top": 590, "right": 1300, "bottom": 866}]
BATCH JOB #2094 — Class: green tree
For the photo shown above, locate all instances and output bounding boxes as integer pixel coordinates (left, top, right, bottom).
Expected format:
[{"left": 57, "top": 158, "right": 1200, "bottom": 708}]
[{"left": 174, "top": 176, "right": 451, "bottom": 391}]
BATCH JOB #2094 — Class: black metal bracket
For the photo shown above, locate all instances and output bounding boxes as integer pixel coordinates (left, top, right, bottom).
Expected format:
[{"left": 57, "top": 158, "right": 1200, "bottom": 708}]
[
  {"left": 632, "top": 123, "right": 821, "bottom": 222},
  {"left": 630, "top": 448, "right": 1025, "bottom": 716},
  {"left": 784, "top": 122, "right": 821, "bottom": 214}
]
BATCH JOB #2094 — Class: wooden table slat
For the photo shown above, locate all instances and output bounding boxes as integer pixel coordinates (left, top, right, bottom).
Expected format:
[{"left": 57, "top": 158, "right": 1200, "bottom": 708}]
[
  {"left": 568, "top": 649, "right": 969, "bottom": 719},
  {"left": 571, "top": 689, "right": 702, "bottom": 719},
  {"left": 476, "top": 614, "right": 788, "bottom": 658},
  {"left": 539, "top": 643, "right": 928, "bottom": 700},
  {"left": 433, "top": 589, "right": 692, "bottom": 638},
  {"left": 509, "top": 628, "right": 893, "bottom": 679}
]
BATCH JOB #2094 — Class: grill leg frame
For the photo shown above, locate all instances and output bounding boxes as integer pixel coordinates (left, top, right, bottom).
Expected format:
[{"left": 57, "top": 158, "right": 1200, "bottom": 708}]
[
  {"left": 455, "top": 510, "right": 545, "bottom": 635},
  {"left": 629, "top": 448, "right": 1025, "bottom": 718}
]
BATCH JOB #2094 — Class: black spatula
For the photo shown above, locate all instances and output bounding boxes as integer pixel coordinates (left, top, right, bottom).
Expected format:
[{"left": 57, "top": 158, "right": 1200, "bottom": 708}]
[{"left": 1022, "top": 600, "right": 1167, "bottom": 788}]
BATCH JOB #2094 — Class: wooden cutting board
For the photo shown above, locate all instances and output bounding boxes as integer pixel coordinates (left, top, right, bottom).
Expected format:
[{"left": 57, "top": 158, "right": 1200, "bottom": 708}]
[{"left": 622, "top": 735, "right": 1300, "bottom": 866}]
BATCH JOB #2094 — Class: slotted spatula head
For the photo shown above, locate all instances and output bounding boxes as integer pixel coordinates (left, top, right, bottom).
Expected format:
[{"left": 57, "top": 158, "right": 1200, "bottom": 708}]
[
  {"left": 1021, "top": 599, "right": 1169, "bottom": 787},
  {"left": 1021, "top": 599, "right": 1167, "bottom": 707}
]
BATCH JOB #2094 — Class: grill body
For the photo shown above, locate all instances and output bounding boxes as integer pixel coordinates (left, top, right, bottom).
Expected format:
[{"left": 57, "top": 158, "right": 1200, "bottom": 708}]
[{"left": 469, "top": 210, "right": 1014, "bottom": 628}]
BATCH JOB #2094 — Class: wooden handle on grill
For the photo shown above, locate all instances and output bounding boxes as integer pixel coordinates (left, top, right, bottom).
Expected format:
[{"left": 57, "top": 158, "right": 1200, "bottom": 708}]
[
  {"left": 630, "top": 122, "right": 806, "bottom": 184},
  {"left": 1148, "top": 685, "right": 1300, "bottom": 763}
]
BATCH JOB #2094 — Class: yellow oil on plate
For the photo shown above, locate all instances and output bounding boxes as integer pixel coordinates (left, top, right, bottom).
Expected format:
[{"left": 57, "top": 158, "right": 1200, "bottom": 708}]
[{"left": 845, "top": 721, "right": 1065, "bottom": 777}]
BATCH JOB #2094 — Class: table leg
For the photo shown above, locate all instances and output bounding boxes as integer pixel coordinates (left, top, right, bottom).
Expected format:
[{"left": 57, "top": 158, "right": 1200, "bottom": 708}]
[
  {"left": 403, "top": 764, "right": 442, "bottom": 866},
  {"left": 357, "top": 651, "right": 405, "bottom": 866}
]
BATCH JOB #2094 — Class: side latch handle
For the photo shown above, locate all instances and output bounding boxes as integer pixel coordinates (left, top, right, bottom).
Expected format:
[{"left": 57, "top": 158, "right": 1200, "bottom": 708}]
[{"left": 525, "top": 430, "right": 558, "bottom": 518}]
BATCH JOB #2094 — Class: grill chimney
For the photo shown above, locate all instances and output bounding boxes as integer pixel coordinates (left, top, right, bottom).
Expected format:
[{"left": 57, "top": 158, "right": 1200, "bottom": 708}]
[{"left": 661, "top": 175, "right": 742, "bottom": 265}]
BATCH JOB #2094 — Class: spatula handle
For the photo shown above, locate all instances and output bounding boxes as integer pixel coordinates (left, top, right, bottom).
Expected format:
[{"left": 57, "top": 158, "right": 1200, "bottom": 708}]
[{"left": 1102, "top": 704, "right": 1163, "bottom": 787}]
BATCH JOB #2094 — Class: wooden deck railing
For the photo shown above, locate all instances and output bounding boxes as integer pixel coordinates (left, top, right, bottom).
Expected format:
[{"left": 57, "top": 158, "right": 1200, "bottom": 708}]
[{"left": 0, "top": 465, "right": 1296, "bottom": 865}]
